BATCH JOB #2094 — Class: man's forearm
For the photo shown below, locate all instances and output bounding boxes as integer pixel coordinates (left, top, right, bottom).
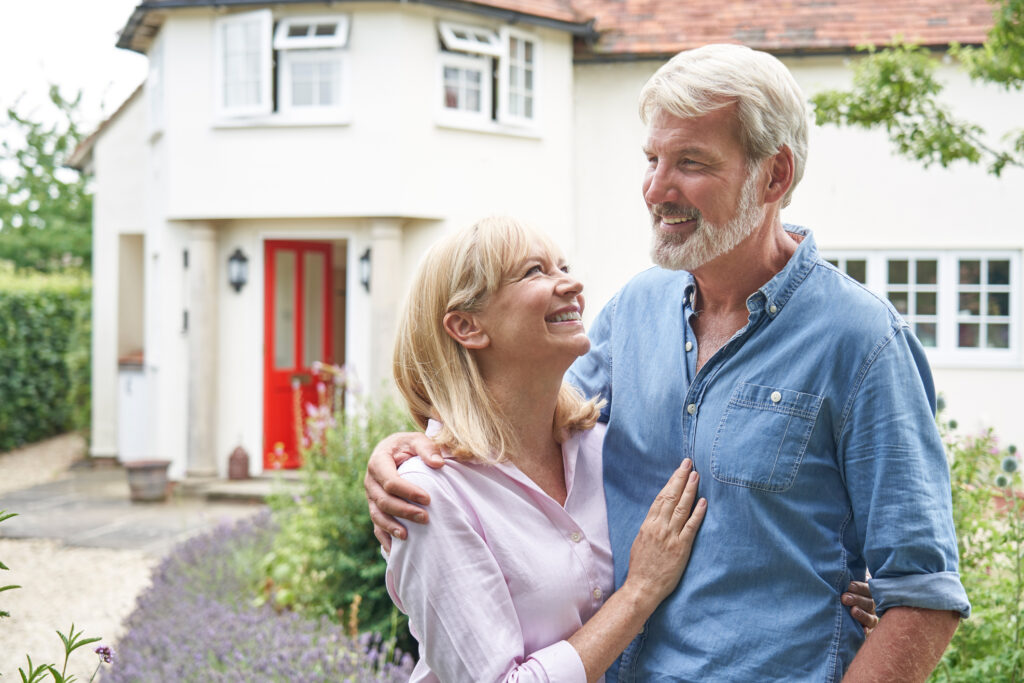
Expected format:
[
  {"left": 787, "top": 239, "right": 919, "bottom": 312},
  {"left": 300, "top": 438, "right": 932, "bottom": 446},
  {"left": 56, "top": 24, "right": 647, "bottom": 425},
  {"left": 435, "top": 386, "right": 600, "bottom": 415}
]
[{"left": 842, "top": 606, "right": 960, "bottom": 682}]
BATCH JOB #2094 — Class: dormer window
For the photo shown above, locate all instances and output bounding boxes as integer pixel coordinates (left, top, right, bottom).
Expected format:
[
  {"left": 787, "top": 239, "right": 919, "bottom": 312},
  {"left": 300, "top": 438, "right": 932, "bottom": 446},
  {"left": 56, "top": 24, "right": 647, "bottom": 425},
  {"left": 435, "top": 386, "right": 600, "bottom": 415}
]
[
  {"left": 214, "top": 10, "right": 351, "bottom": 122},
  {"left": 437, "top": 21, "right": 538, "bottom": 129}
]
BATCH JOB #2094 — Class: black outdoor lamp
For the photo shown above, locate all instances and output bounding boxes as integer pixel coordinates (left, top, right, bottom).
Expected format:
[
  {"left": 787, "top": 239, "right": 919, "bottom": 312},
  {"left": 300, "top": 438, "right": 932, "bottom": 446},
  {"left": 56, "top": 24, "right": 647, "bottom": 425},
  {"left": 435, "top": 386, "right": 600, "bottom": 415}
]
[
  {"left": 227, "top": 248, "right": 249, "bottom": 292},
  {"left": 359, "top": 247, "right": 372, "bottom": 293}
]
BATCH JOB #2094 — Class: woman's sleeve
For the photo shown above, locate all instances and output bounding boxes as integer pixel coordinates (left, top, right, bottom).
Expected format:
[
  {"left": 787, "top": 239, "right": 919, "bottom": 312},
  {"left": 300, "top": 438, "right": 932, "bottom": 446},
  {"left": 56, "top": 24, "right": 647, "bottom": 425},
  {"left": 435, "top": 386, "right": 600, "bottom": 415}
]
[{"left": 385, "top": 471, "right": 588, "bottom": 682}]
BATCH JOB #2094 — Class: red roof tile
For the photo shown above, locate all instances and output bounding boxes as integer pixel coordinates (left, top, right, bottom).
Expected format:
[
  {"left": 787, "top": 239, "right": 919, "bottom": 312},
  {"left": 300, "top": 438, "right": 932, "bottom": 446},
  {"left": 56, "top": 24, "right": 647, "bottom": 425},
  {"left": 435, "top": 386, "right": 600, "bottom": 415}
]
[{"left": 572, "top": 0, "right": 996, "bottom": 58}]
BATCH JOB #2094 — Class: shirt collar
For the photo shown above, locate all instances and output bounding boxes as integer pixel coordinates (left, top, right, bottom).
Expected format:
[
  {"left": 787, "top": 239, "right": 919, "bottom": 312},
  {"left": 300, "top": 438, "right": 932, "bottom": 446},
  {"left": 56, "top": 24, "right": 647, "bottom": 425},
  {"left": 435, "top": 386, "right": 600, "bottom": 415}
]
[
  {"left": 756, "top": 224, "right": 817, "bottom": 317},
  {"left": 679, "top": 225, "right": 817, "bottom": 319}
]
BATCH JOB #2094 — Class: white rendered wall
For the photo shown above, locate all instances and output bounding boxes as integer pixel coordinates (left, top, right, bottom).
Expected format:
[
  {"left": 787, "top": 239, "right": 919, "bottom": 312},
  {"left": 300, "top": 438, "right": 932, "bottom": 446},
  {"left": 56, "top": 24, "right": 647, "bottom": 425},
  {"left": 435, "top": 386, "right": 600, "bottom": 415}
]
[
  {"left": 89, "top": 93, "right": 148, "bottom": 459},
  {"left": 155, "top": 5, "right": 576, "bottom": 237}
]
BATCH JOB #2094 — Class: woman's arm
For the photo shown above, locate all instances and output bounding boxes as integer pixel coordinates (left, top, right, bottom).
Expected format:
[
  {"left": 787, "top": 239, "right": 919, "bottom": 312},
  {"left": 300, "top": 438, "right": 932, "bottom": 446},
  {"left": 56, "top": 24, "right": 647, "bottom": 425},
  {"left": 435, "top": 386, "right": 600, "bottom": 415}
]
[
  {"left": 387, "top": 459, "right": 705, "bottom": 682},
  {"left": 568, "top": 460, "right": 705, "bottom": 681}
]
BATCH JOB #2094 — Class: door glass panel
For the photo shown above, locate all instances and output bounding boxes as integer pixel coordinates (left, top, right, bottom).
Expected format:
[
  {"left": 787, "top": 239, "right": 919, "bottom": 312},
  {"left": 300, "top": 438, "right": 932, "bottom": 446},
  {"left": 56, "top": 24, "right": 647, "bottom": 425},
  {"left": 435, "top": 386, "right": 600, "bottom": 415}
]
[
  {"left": 274, "top": 250, "right": 296, "bottom": 369},
  {"left": 303, "top": 251, "right": 325, "bottom": 367}
]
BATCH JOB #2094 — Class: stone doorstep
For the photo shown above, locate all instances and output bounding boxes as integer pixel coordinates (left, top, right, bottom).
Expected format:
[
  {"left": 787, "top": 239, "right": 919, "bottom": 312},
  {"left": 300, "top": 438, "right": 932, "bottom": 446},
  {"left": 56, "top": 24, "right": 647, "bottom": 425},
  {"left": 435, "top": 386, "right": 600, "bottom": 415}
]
[{"left": 174, "top": 471, "right": 303, "bottom": 504}]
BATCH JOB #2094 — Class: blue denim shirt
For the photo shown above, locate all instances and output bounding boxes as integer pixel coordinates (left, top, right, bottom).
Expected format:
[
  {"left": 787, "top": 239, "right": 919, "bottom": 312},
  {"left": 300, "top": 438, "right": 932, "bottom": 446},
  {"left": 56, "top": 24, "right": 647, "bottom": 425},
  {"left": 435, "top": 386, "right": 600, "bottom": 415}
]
[{"left": 567, "top": 227, "right": 970, "bottom": 682}]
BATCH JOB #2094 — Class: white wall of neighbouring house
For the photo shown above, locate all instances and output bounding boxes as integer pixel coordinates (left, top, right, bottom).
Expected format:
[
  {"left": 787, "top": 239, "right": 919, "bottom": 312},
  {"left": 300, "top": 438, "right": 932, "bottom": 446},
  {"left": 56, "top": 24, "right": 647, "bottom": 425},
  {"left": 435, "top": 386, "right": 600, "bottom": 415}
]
[{"left": 572, "top": 53, "right": 1024, "bottom": 452}]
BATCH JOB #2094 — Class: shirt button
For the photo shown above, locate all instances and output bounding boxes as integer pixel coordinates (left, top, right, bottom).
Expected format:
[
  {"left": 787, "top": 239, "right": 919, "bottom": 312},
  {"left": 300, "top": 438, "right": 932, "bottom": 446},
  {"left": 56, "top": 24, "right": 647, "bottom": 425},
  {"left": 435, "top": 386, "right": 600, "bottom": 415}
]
[
  {"left": 685, "top": 341, "right": 693, "bottom": 352},
  {"left": 771, "top": 391, "right": 782, "bottom": 403},
  {"left": 570, "top": 531, "right": 582, "bottom": 543},
  {"left": 769, "top": 304, "right": 778, "bottom": 314},
  {"left": 686, "top": 403, "right": 697, "bottom": 415},
  {"left": 593, "top": 588, "right": 603, "bottom": 600}
]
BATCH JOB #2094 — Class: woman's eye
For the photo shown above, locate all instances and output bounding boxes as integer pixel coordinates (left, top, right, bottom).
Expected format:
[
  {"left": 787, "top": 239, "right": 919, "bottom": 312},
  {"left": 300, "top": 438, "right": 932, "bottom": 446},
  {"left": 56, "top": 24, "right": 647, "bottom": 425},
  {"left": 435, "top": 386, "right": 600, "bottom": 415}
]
[{"left": 559, "top": 264, "right": 570, "bottom": 274}]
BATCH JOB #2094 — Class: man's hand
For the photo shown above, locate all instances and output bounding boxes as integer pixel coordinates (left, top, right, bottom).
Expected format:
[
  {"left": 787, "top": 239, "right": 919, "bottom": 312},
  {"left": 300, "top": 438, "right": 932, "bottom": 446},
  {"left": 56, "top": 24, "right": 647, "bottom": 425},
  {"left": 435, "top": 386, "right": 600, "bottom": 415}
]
[
  {"left": 364, "top": 431, "right": 444, "bottom": 551},
  {"left": 842, "top": 606, "right": 960, "bottom": 682},
  {"left": 842, "top": 581, "right": 879, "bottom": 634}
]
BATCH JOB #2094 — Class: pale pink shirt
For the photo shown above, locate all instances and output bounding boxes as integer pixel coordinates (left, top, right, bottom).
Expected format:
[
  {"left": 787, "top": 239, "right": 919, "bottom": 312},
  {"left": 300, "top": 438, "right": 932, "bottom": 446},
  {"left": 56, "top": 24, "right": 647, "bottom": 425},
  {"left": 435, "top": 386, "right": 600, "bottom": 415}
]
[{"left": 385, "top": 421, "right": 613, "bottom": 682}]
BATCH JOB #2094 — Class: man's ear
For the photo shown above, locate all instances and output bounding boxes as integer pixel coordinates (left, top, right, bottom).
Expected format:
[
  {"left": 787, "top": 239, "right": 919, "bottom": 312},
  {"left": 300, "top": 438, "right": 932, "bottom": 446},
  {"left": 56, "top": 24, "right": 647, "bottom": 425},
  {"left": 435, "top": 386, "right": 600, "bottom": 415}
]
[
  {"left": 764, "top": 145, "right": 795, "bottom": 204},
  {"left": 443, "top": 311, "right": 490, "bottom": 349}
]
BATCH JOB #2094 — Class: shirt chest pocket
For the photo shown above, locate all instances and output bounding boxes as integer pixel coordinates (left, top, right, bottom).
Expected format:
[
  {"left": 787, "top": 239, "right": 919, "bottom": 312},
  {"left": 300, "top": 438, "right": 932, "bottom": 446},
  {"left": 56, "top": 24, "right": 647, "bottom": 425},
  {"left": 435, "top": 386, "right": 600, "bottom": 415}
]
[{"left": 710, "top": 382, "right": 823, "bottom": 493}]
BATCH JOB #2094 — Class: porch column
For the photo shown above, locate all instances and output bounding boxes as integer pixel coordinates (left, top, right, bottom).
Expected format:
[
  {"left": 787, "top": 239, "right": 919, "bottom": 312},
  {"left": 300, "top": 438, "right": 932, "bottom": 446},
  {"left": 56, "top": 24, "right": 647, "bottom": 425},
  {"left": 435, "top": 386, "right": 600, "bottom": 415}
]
[
  {"left": 186, "top": 224, "right": 218, "bottom": 476},
  {"left": 368, "top": 219, "right": 403, "bottom": 393}
]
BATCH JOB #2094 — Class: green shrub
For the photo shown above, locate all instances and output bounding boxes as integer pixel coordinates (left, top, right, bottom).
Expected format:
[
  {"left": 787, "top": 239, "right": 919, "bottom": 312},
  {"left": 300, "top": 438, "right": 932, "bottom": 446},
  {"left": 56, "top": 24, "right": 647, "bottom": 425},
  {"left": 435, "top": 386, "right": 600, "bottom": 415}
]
[
  {"left": 931, "top": 416, "right": 1023, "bottom": 682},
  {"left": 0, "top": 265, "right": 91, "bottom": 451},
  {"left": 261, "top": 377, "right": 416, "bottom": 654}
]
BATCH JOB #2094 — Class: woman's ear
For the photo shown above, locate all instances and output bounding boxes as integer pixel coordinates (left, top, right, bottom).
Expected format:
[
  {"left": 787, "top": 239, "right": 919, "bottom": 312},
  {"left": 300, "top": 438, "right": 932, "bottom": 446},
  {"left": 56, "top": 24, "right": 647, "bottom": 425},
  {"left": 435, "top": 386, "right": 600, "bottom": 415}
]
[{"left": 443, "top": 311, "right": 490, "bottom": 349}]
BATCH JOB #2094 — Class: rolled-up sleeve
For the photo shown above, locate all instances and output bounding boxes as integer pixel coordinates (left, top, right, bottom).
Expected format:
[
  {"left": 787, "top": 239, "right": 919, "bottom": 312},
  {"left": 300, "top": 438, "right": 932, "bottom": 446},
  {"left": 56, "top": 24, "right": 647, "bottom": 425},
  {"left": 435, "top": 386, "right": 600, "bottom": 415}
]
[
  {"left": 839, "top": 325, "right": 971, "bottom": 618},
  {"left": 385, "top": 471, "right": 588, "bottom": 682}
]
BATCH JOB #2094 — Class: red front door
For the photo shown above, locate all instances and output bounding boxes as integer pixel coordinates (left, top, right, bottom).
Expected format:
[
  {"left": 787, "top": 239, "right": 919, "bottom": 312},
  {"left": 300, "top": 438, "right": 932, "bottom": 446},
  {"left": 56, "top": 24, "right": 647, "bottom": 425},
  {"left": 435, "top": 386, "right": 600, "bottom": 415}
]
[{"left": 263, "top": 240, "right": 333, "bottom": 469}]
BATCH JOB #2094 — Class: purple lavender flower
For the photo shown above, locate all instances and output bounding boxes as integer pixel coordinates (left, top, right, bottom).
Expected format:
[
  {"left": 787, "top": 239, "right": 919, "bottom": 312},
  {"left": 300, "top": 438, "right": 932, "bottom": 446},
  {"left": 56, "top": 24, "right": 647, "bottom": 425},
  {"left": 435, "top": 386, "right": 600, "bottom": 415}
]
[{"left": 95, "top": 645, "right": 113, "bottom": 664}]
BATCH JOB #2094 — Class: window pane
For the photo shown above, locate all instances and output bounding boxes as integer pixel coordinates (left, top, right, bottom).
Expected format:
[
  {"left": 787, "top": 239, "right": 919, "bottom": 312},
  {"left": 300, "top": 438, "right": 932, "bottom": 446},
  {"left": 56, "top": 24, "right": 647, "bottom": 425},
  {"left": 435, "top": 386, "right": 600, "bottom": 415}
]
[
  {"left": 524, "top": 41, "right": 534, "bottom": 62},
  {"left": 989, "top": 260, "right": 1010, "bottom": 285},
  {"left": 915, "top": 322, "right": 937, "bottom": 347},
  {"left": 887, "top": 260, "right": 908, "bottom": 284},
  {"left": 846, "top": 260, "right": 867, "bottom": 283},
  {"left": 315, "top": 23, "right": 336, "bottom": 36},
  {"left": 274, "top": 251, "right": 296, "bottom": 369},
  {"left": 466, "top": 86, "right": 480, "bottom": 112},
  {"left": 987, "top": 292, "right": 1009, "bottom": 316},
  {"left": 916, "top": 292, "right": 936, "bottom": 315},
  {"left": 444, "top": 84, "right": 459, "bottom": 108},
  {"left": 525, "top": 68, "right": 534, "bottom": 90},
  {"left": 916, "top": 260, "right": 937, "bottom": 285},
  {"left": 888, "top": 291, "right": 909, "bottom": 315},
  {"left": 958, "top": 292, "right": 980, "bottom": 316},
  {"left": 987, "top": 324, "right": 1010, "bottom": 349},
  {"left": 524, "top": 95, "right": 533, "bottom": 118},
  {"left": 288, "top": 24, "right": 310, "bottom": 38},
  {"left": 303, "top": 252, "right": 325, "bottom": 367},
  {"left": 959, "top": 260, "right": 981, "bottom": 285},
  {"left": 958, "top": 323, "right": 980, "bottom": 348}
]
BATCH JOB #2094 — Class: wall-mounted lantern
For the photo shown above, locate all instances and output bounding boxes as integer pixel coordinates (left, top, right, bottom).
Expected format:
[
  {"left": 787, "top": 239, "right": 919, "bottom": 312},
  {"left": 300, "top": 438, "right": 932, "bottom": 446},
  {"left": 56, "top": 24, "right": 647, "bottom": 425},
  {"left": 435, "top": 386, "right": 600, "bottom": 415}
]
[
  {"left": 227, "top": 248, "right": 249, "bottom": 292},
  {"left": 359, "top": 247, "right": 372, "bottom": 293}
]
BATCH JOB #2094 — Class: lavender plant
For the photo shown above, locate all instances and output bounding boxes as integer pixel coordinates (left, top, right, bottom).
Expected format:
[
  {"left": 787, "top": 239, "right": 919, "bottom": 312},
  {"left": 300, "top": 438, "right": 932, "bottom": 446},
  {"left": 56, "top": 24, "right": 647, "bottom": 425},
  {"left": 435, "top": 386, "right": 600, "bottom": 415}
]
[
  {"left": 932, "top": 412, "right": 1023, "bottom": 682},
  {"left": 106, "top": 511, "right": 412, "bottom": 681}
]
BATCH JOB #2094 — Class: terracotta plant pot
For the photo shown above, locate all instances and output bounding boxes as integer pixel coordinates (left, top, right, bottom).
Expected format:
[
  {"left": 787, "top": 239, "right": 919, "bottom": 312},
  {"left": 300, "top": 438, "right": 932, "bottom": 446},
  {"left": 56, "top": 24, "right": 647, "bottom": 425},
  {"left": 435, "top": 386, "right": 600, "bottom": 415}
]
[{"left": 124, "top": 459, "right": 172, "bottom": 502}]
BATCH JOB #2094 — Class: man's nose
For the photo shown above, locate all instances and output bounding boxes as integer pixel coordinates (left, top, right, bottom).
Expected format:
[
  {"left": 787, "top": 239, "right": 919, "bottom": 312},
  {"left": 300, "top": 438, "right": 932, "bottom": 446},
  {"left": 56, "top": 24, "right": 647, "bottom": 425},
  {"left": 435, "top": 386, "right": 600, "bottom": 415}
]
[{"left": 644, "top": 166, "right": 679, "bottom": 205}]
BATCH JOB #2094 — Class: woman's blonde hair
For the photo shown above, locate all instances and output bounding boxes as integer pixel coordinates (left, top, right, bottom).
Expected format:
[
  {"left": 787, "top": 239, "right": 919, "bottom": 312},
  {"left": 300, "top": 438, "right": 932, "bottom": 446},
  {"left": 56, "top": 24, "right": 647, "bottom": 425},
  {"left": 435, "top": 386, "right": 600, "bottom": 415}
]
[{"left": 393, "top": 216, "right": 602, "bottom": 463}]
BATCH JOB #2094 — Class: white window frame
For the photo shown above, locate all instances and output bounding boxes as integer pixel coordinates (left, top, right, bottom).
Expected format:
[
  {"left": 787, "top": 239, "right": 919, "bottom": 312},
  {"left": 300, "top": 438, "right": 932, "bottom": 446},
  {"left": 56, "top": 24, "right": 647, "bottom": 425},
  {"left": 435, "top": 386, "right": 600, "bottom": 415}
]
[
  {"left": 439, "top": 21, "right": 502, "bottom": 57},
  {"left": 435, "top": 21, "right": 539, "bottom": 132},
  {"left": 437, "top": 52, "right": 493, "bottom": 125},
  {"left": 823, "top": 250, "right": 1021, "bottom": 367},
  {"left": 276, "top": 48, "right": 350, "bottom": 119},
  {"left": 147, "top": 36, "right": 165, "bottom": 135},
  {"left": 498, "top": 26, "right": 538, "bottom": 126},
  {"left": 273, "top": 15, "right": 349, "bottom": 50},
  {"left": 214, "top": 9, "right": 273, "bottom": 119}
]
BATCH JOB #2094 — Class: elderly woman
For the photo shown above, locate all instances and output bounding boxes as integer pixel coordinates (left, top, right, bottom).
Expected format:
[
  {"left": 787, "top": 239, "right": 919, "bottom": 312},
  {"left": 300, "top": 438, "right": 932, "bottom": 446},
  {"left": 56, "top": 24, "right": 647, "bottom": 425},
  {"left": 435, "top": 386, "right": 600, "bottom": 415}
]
[{"left": 385, "top": 216, "right": 706, "bottom": 681}]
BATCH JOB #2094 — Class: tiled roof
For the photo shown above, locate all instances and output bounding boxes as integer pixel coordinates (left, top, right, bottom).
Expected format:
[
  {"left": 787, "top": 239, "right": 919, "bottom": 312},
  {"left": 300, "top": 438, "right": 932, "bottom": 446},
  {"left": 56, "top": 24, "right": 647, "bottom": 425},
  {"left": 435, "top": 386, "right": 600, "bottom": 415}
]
[
  {"left": 116, "top": 0, "right": 996, "bottom": 56},
  {"left": 572, "top": 0, "right": 996, "bottom": 58}
]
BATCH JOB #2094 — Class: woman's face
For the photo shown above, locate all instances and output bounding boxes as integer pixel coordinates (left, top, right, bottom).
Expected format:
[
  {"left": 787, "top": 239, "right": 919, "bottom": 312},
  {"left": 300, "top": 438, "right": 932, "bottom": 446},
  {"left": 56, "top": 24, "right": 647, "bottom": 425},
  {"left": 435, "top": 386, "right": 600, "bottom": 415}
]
[{"left": 473, "top": 240, "right": 591, "bottom": 373}]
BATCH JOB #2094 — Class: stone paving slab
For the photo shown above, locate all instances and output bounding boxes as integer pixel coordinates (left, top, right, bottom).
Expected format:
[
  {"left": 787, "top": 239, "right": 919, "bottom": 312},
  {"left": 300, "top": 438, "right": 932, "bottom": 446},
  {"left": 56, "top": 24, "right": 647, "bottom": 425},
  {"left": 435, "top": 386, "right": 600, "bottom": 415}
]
[{"left": 0, "top": 468, "right": 263, "bottom": 558}]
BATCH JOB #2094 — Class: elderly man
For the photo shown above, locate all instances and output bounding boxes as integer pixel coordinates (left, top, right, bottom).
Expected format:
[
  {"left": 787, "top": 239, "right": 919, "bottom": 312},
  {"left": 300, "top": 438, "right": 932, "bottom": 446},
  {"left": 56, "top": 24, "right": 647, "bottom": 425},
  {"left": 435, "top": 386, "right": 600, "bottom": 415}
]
[{"left": 365, "top": 44, "right": 969, "bottom": 681}]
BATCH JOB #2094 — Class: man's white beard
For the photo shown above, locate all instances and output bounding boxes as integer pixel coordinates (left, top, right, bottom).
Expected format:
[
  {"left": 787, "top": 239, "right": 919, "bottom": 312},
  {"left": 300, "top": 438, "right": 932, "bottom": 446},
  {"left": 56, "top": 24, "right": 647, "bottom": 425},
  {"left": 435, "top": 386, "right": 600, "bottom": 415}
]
[{"left": 650, "top": 165, "right": 766, "bottom": 272}]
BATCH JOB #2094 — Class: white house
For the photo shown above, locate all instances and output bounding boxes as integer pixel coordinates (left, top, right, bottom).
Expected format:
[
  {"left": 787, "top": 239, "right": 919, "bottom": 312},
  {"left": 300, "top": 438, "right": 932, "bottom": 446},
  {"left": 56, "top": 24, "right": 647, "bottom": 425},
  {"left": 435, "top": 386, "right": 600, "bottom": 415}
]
[{"left": 72, "top": 0, "right": 1024, "bottom": 480}]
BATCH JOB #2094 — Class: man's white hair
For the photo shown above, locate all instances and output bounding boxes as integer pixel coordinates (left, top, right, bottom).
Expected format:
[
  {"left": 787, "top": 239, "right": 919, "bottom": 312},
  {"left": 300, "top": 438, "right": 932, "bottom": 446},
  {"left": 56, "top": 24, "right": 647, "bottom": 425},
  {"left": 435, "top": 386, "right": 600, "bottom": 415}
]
[{"left": 639, "top": 43, "right": 810, "bottom": 207}]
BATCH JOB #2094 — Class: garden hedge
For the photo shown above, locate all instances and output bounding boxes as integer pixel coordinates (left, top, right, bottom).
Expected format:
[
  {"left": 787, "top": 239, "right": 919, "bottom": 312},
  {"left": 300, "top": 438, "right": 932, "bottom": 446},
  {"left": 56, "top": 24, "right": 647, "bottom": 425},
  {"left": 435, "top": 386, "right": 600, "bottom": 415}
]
[{"left": 0, "top": 267, "right": 90, "bottom": 452}]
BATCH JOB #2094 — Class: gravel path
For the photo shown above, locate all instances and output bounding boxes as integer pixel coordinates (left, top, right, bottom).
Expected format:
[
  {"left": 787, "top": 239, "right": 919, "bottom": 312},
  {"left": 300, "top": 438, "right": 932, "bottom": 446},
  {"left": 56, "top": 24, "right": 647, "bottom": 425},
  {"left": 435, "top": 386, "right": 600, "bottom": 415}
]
[{"left": 0, "top": 435, "right": 157, "bottom": 680}]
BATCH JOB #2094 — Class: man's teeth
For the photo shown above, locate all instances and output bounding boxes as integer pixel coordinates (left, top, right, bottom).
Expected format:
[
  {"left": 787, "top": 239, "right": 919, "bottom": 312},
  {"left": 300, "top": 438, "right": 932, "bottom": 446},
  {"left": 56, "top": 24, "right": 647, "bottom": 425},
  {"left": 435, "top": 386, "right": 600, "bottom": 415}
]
[
  {"left": 547, "top": 311, "right": 581, "bottom": 323},
  {"left": 662, "top": 216, "right": 694, "bottom": 224}
]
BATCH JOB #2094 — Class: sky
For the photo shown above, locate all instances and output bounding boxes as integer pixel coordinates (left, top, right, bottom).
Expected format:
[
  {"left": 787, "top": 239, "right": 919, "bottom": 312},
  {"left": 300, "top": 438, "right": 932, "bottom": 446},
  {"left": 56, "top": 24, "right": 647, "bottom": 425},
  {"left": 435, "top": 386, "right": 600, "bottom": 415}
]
[{"left": 0, "top": 0, "right": 149, "bottom": 137}]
